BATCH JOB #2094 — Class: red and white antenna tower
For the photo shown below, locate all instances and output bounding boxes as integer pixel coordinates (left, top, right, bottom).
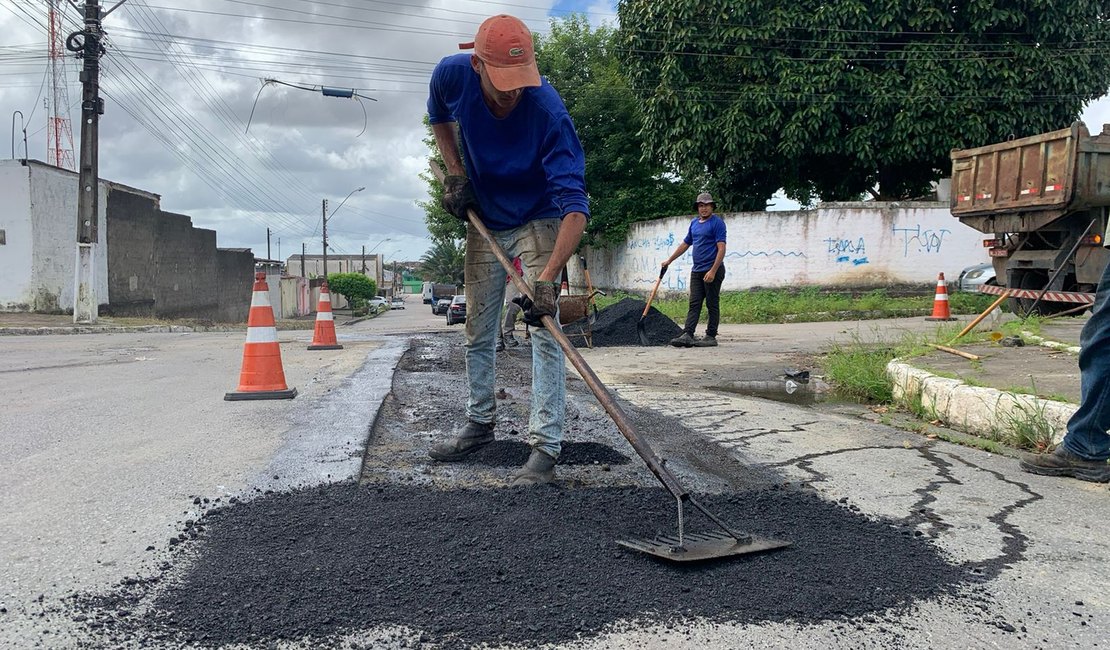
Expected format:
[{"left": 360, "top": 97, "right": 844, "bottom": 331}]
[{"left": 47, "top": 0, "right": 76, "bottom": 170}]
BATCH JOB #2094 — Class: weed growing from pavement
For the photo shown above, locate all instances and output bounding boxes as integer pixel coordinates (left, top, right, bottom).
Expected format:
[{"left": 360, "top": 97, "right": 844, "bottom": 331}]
[
  {"left": 1000, "top": 382, "right": 1059, "bottom": 453},
  {"left": 595, "top": 289, "right": 998, "bottom": 325}
]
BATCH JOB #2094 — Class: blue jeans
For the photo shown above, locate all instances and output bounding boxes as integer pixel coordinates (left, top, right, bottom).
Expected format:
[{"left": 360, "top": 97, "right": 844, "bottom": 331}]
[
  {"left": 1063, "top": 260, "right": 1110, "bottom": 461},
  {"left": 464, "top": 219, "right": 565, "bottom": 459}
]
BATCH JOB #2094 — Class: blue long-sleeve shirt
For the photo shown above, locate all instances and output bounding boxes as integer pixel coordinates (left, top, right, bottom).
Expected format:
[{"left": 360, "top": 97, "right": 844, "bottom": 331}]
[{"left": 427, "top": 54, "right": 590, "bottom": 231}]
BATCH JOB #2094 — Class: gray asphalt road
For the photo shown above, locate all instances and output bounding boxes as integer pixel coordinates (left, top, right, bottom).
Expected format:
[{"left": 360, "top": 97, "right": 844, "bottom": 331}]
[{"left": 0, "top": 306, "right": 427, "bottom": 647}]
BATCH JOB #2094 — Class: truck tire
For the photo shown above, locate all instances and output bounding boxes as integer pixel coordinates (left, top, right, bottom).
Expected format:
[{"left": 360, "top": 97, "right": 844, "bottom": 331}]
[{"left": 1008, "top": 269, "right": 1079, "bottom": 317}]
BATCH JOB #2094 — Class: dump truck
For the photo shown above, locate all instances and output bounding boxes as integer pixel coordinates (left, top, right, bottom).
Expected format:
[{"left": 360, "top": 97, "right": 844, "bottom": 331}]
[{"left": 950, "top": 121, "right": 1110, "bottom": 315}]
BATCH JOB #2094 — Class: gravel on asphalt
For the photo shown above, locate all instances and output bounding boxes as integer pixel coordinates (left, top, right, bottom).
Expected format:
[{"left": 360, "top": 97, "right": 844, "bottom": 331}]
[
  {"left": 565, "top": 297, "right": 682, "bottom": 347},
  {"left": 73, "top": 483, "right": 971, "bottom": 648}
]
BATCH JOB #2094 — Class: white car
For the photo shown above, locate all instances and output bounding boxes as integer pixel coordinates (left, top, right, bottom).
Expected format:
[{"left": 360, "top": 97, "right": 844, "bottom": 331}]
[
  {"left": 957, "top": 263, "right": 997, "bottom": 293},
  {"left": 390, "top": 297, "right": 406, "bottom": 310},
  {"left": 367, "top": 297, "right": 388, "bottom": 309}
]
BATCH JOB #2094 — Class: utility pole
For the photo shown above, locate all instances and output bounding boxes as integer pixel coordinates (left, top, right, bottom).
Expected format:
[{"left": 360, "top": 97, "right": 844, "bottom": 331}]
[
  {"left": 301, "top": 243, "right": 306, "bottom": 278},
  {"left": 70, "top": 0, "right": 125, "bottom": 323},
  {"left": 266, "top": 227, "right": 271, "bottom": 259},
  {"left": 361, "top": 245, "right": 366, "bottom": 274},
  {"left": 321, "top": 198, "right": 329, "bottom": 285}
]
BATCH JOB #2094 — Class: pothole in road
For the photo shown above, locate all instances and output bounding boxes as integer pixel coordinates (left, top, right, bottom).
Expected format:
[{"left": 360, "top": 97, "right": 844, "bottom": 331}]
[{"left": 71, "top": 483, "right": 972, "bottom": 649}]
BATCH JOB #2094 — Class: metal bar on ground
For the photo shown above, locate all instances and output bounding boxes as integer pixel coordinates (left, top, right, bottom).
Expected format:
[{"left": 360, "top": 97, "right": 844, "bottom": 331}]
[{"left": 929, "top": 343, "right": 982, "bottom": 361}]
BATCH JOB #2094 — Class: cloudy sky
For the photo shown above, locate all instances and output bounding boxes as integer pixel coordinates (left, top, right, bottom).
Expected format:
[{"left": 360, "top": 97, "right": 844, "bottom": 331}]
[
  {"left": 0, "top": 0, "right": 616, "bottom": 264},
  {"left": 2, "top": 0, "right": 1108, "bottom": 265}
]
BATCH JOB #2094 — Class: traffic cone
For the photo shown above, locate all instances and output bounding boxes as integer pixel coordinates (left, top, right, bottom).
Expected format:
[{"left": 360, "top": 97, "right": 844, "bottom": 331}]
[
  {"left": 925, "top": 272, "right": 957, "bottom": 321},
  {"left": 307, "top": 281, "right": 343, "bottom": 350},
  {"left": 225, "top": 273, "right": 297, "bottom": 400}
]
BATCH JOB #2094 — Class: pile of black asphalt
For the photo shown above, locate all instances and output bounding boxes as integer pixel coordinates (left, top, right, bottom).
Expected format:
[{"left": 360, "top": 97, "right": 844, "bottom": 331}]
[
  {"left": 468, "top": 439, "right": 631, "bottom": 467},
  {"left": 72, "top": 483, "right": 972, "bottom": 649},
  {"left": 565, "top": 297, "right": 682, "bottom": 347}
]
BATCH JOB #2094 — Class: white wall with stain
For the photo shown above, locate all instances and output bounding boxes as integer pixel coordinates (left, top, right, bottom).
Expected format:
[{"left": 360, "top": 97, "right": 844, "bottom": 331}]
[{"left": 585, "top": 202, "right": 988, "bottom": 295}]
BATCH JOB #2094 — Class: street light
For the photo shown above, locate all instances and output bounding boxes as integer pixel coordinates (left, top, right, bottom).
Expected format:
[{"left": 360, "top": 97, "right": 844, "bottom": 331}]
[
  {"left": 362, "top": 236, "right": 392, "bottom": 280},
  {"left": 322, "top": 186, "right": 365, "bottom": 280}
]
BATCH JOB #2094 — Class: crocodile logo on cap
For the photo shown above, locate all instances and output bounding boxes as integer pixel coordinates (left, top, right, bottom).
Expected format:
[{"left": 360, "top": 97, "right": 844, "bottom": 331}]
[{"left": 508, "top": 47, "right": 524, "bottom": 57}]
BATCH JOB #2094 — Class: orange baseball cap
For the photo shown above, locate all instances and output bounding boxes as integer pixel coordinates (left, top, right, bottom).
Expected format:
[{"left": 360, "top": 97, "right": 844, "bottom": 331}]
[{"left": 459, "top": 15, "right": 541, "bottom": 92}]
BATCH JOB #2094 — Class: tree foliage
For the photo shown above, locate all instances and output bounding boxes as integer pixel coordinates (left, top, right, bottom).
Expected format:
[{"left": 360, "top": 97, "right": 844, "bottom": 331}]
[
  {"left": 326, "top": 272, "right": 377, "bottom": 308},
  {"left": 618, "top": 0, "right": 1110, "bottom": 203},
  {"left": 420, "top": 238, "right": 465, "bottom": 286}
]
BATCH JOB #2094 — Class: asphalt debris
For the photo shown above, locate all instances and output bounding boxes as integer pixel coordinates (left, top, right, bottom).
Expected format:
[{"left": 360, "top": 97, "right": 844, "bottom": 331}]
[
  {"left": 74, "top": 483, "right": 970, "bottom": 649},
  {"left": 468, "top": 440, "right": 631, "bottom": 467},
  {"left": 565, "top": 297, "right": 682, "bottom": 347}
]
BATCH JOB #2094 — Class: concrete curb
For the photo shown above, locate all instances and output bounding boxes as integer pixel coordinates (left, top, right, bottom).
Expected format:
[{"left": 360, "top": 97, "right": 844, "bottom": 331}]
[
  {"left": 0, "top": 325, "right": 212, "bottom": 336},
  {"left": 1021, "top": 330, "right": 1081, "bottom": 355},
  {"left": 887, "top": 360, "right": 1075, "bottom": 446}
]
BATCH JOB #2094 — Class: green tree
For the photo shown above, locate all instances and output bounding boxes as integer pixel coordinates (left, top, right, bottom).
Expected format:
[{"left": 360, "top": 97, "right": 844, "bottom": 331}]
[
  {"left": 420, "top": 238, "right": 465, "bottom": 286},
  {"left": 326, "top": 273, "right": 377, "bottom": 309},
  {"left": 618, "top": 0, "right": 1110, "bottom": 203},
  {"left": 417, "top": 117, "right": 468, "bottom": 244}
]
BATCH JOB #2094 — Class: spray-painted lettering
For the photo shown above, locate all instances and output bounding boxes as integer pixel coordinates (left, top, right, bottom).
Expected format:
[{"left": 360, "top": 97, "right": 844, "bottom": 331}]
[{"left": 892, "top": 225, "right": 950, "bottom": 256}]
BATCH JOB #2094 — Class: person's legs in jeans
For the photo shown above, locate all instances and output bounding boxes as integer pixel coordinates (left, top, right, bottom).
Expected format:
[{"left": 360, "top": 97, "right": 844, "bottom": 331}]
[
  {"left": 1061, "top": 261, "right": 1110, "bottom": 461},
  {"left": 683, "top": 271, "right": 707, "bottom": 335},
  {"left": 507, "top": 219, "right": 565, "bottom": 459},
  {"left": 704, "top": 268, "right": 725, "bottom": 337},
  {"left": 462, "top": 223, "right": 509, "bottom": 426}
]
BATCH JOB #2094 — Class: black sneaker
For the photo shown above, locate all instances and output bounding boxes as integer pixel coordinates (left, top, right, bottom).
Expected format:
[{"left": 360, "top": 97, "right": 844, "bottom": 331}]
[
  {"left": 692, "top": 335, "right": 718, "bottom": 347},
  {"left": 428, "top": 421, "right": 495, "bottom": 462},
  {"left": 1019, "top": 447, "right": 1110, "bottom": 483},
  {"left": 496, "top": 338, "right": 505, "bottom": 352},
  {"left": 505, "top": 334, "right": 520, "bottom": 348},
  {"left": 670, "top": 332, "right": 695, "bottom": 348}
]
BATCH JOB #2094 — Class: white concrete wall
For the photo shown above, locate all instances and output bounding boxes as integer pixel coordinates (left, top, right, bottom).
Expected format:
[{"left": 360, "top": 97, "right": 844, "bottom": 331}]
[
  {"left": 0, "top": 161, "right": 110, "bottom": 312},
  {"left": 25, "top": 162, "right": 109, "bottom": 312},
  {"left": 586, "top": 202, "right": 990, "bottom": 294},
  {"left": 0, "top": 161, "right": 33, "bottom": 310}
]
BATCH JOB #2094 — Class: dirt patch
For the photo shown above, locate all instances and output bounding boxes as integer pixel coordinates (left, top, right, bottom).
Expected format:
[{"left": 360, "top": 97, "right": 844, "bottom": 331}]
[
  {"left": 565, "top": 298, "right": 682, "bottom": 347},
  {"left": 916, "top": 343, "right": 1080, "bottom": 403},
  {"left": 71, "top": 483, "right": 969, "bottom": 649}
]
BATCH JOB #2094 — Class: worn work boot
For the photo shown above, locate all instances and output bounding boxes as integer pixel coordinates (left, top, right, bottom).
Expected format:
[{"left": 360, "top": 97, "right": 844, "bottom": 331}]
[
  {"left": 510, "top": 448, "right": 557, "bottom": 486},
  {"left": 670, "top": 332, "right": 695, "bottom": 348},
  {"left": 428, "top": 421, "right": 495, "bottom": 462},
  {"left": 692, "top": 335, "right": 718, "bottom": 347},
  {"left": 505, "top": 333, "right": 520, "bottom": 348},
  {"left": 496, "top": 337, "right": 505, "bottom": 352},
  {"left": 1019, "top": 447, "right": 1110, "bottom": 483}
]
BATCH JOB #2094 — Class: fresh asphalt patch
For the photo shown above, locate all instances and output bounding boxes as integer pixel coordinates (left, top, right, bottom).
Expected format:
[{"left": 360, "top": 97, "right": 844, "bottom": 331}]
[
  {"left": 64, "top": 333, "right": 989, "bottom": 647},
  {"left": 469, "top": 439, "right": 631, "bottom": 467},
  {"left": 69, "top": 483, "right": 972, "bottom": 649}
]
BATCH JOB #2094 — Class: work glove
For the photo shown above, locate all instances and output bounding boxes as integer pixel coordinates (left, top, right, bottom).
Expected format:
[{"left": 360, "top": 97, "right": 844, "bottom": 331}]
[
  {"left": 440, "top": 175, "right": 479, "bottom": 221},
  {"left": 512, "top": 281, "right": 560, "bottom": 328}
]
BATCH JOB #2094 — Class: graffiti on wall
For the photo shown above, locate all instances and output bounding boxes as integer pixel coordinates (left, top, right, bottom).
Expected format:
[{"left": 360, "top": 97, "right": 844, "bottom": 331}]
[
  {"left": 892, "top": 224, "right": 950, "bottom": 256},
  {"left": 825, "top": 236, "right": 869, "bottom": 266}
]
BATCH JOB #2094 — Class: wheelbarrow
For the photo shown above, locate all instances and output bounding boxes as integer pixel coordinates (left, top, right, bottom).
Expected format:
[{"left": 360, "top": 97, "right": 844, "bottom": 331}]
[{"left": 559, "top": 289, "right": 604, "bottom": 348}]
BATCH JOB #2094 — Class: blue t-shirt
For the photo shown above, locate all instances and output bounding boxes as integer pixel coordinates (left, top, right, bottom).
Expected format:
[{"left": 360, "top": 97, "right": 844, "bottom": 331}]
[
  {"left": 683, "top": 215, "right": 727, "bottom": 273},
  {"left": 427, "top": 54, "right": 590, "bottom": 231}
]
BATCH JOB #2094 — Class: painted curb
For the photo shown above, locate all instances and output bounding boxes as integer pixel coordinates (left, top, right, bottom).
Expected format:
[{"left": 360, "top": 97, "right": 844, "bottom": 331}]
[{"left": 886, "top": 360, "right": 1075, "bottom": 446}]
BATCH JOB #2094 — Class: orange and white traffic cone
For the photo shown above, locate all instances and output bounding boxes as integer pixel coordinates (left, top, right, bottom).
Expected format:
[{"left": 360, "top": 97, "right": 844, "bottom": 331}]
[
  {"left": 925, "top": 272, "right": 957, "bottom": 321},
  {"left": 307, "top": 281, "right": 343, "bottom": 350},
  {"left": 225, "top": 273, "right": 297, "bottom": 400}
]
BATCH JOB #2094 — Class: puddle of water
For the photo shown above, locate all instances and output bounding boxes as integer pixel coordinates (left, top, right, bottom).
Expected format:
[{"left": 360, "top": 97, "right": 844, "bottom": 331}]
[{"left": 714, "top": 379, "right": 832, "bottom": 405}]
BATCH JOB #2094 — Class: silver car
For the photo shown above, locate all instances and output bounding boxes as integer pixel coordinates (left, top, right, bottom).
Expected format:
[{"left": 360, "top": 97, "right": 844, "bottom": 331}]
[{"left": 957, "top": 262, "right": 997, "bottom": 292}]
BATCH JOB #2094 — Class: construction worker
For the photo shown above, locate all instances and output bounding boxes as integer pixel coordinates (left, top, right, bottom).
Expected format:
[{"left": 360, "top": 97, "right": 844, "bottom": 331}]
[
  {"left": 425, "top": 14, "right": 589, "bottom": 486},
  {"left": 661, "top": 192, "right": 727, "bottom": 348}
]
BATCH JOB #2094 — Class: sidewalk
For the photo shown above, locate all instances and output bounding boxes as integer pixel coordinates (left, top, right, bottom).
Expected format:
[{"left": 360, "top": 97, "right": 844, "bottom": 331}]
[
  {"left": 0, "top": 312, "right": 340, "bottom": 335},
  {"left": 889, "top": 314, "right": 1087, "bottom": 445}
]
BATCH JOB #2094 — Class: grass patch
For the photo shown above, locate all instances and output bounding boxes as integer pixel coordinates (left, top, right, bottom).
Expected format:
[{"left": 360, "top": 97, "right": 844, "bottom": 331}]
[
  {"left": 1001, "top": 397, "right": 1057, "bottom": 452},
  {"left": 595, "top": 288, "right": 999, "bottom": 325}
]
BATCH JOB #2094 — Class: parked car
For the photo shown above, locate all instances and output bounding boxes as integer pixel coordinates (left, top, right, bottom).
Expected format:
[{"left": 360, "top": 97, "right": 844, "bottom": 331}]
[
  {"left": 957, "top": 262, "right": 997, "bottom": 293},
  {"left": 390, "top": 296, "right": 405, "bottom": 310},
  {"left": 432, "top": 298, "right": 451, "bottom": 316},
  {"left": 367, "top": 296, "right": 388, "bottom": 310},
  {"left": 445, "top": 294, "right": 467, "bottom": 325}
]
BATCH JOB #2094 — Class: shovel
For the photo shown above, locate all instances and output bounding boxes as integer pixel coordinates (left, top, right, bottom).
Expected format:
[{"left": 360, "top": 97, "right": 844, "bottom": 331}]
[
  {"left": 637, "top": 266, "right": 667, "bottom": 346},
  {"left": 431, "top": 161, "right": 789, "bottom": 562}
]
